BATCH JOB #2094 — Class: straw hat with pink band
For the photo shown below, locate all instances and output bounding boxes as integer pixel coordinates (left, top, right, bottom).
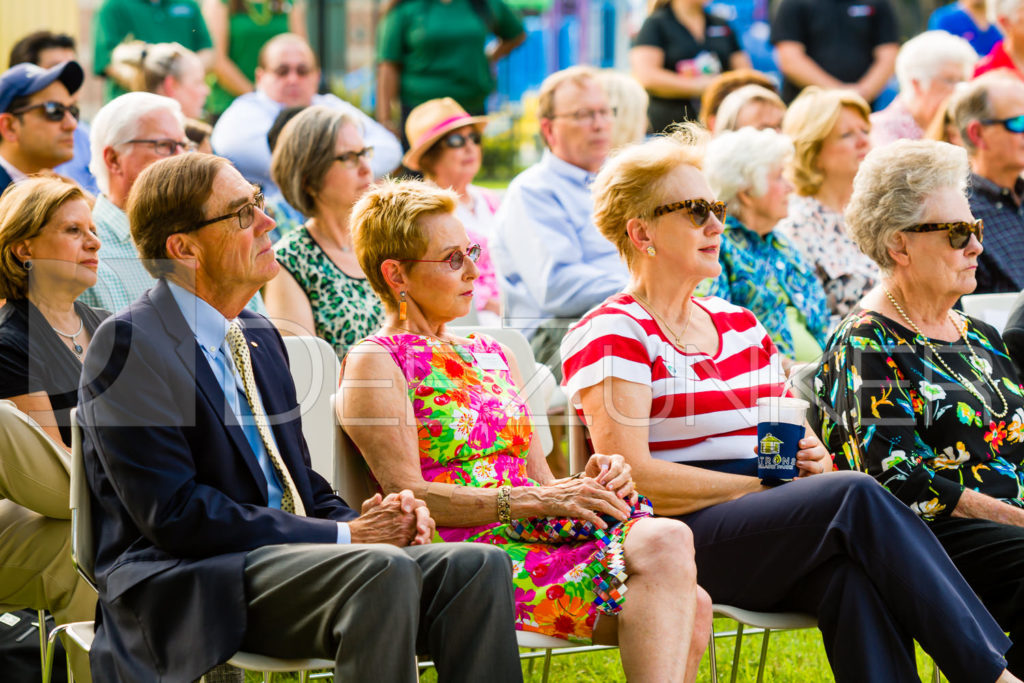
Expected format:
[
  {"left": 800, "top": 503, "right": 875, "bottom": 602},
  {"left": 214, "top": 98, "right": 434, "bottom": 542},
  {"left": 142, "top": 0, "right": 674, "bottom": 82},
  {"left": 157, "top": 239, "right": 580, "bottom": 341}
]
[{"left": 402, "top": 97, "right": 488, "bottom": 171}]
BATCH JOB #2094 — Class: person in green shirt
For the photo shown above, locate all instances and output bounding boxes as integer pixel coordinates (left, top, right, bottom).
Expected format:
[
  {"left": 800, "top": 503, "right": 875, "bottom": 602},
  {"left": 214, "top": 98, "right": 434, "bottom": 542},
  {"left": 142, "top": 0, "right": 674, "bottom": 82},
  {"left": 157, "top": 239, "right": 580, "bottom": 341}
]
[
  {"left": 375, "top": 0, "right": 525, "bottom": 141},
  {"left": 202, "top": 0, "right": 307, "bottom": 118},
  {"left": 93, "top": 0, "right": 214, "bottom": 103}
]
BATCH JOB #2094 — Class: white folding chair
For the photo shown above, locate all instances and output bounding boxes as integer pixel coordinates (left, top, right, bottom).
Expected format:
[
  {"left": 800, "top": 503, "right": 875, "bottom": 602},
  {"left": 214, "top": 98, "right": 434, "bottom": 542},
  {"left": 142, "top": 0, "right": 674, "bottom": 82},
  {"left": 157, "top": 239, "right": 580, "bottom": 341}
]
[
  {"left": 961, "top": 292, "right": 1021, "bottom": 333},
  {"left": 44, "top": 410, "right": 335, "bottom": 683},
  {"left": 282, "top": 336, "right": 340, "bottom": 493},
  {"left": 708, "top": 605, "right": 817, "bottom": 683}
]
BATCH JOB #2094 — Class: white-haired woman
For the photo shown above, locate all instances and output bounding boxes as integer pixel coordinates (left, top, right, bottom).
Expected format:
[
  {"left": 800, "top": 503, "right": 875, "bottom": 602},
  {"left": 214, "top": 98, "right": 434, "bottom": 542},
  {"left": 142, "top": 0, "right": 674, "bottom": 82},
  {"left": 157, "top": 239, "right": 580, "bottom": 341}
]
[
  {"left": 870, "top": 30, "right": 977, "bottom": 148},
  {"left": 777, "top": 87, "right": 879, "bottom": 318},
  {"left": 598, "top": 69, "right": 650, "bottom": 148},
  {"left": 817, "top": 139, "right": 1024, "bottom": 675},
  {"left": 561, "top": 128, "right": 1021, "bottom": 683},
  {"left": 702, "top": 127, "right": 830, "bottom": 365},
  {"left": 713, "top": 84, "right": 786, "bottom": 134},
  {"left": 107, "top": 41, "right": 210, "bottom": 119}
]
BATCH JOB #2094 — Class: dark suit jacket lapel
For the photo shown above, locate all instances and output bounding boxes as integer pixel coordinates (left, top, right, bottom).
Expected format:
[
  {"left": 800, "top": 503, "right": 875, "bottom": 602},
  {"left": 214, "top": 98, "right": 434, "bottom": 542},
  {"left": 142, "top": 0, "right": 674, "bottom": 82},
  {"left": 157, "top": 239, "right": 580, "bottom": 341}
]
[
  {"left": 149, "top": 280, "right": 269, "bottom": 500},
  {"left": 0, "top": 167, "right": 12, "bottom": 194}
]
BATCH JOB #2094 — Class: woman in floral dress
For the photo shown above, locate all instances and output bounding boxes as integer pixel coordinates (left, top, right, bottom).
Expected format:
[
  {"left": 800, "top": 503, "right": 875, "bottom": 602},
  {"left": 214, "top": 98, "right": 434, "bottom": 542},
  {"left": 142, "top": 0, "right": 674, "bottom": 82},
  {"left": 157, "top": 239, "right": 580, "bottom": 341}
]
[
  {"left": 817, "top": 139, "right": 1024, "bottom": 674},
  {"left": 340, "top": 179, "right": 711, "bottom": 683}
]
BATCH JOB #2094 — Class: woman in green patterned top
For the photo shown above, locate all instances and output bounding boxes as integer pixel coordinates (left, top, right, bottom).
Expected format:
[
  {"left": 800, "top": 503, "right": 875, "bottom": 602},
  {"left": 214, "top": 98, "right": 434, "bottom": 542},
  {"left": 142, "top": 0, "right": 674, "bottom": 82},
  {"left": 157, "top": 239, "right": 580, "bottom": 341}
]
[
  {"left": 816, "top": 139, "right": 1024, "bottom": 674},
  {"left": 264, "top": 106, "right": 384, "bottom": 359}
]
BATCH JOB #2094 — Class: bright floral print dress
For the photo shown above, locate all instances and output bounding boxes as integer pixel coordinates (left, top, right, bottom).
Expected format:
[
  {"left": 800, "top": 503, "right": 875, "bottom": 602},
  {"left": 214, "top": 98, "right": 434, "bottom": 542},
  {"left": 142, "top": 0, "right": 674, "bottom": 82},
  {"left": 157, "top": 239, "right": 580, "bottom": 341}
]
[
  {"left": 366, "top": 332, "right": 650, "bottom": 643},
  {"left": 816, "top": 310, "right": 1024, "bottom": 521}
]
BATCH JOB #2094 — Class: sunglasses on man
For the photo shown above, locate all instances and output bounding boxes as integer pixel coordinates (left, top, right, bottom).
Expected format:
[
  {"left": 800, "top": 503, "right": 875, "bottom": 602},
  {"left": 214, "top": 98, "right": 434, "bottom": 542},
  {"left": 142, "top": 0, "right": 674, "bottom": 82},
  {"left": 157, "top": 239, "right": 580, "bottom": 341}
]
[
  {"left": 981, "top": 116, "right": 1024, "bottom": 133},
  {"left": 903, "top": 220, "right": 983, "bottom": 249},
  {"left": 651, "top": 199, "right": 728, "bottom": 227},
  {"left": 9, "top": 101, "right": 79, "bottom": 122}
]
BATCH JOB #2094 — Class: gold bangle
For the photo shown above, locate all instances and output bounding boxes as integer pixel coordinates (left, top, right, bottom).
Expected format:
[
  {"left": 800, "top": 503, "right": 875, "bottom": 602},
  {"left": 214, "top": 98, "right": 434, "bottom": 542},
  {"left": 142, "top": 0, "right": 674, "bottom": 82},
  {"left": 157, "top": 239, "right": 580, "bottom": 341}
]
[{"left": 497, "top": 485, "right": 512, "bottom": 525}]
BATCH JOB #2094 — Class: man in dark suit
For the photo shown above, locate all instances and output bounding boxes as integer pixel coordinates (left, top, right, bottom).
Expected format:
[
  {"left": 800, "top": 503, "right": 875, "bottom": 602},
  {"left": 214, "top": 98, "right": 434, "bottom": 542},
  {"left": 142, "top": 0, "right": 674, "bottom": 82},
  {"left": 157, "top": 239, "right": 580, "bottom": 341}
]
[
  {"left": 77, "top": 152, "right": 521, "bottom": 683},
  {"left": 0, "top": 60, "right": 83, "bottom": 193}
]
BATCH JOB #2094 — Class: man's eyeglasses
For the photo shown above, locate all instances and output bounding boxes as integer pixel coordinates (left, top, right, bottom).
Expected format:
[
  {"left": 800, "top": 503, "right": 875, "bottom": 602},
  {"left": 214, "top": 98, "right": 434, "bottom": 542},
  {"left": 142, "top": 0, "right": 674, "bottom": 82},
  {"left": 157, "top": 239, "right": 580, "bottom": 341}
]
[
  {"left": 441, "top": 131, "right": 482, "bottom": 148},
  {"left": 122, "top": 138, "right": 197, "bottom": 156},
  {"left": 9, "top": 101, "right": 80, "bottom": 122},
  {"left": 651, "top": 199, "right": 728, "bottom": 227},
  {"left": 193, "top": 192, "right": 266, "bottom": 232},
  {"left": 980, "top": 115, "right": 1024, "bottom": 133},
  {"left": 399, "top": 244, "right": 482, "bottom": 271},
  {"left": 335, "top": 147, "right": 374, "bottom": 168},
  {"left": 271, "top": 64, "right": 313, "bottom": 78},
  {"left": 903, "top": 219, "right": 984, "bottom": 249},
  {"left": 548, "top": 107, "right": 617, "bottom": 123}
]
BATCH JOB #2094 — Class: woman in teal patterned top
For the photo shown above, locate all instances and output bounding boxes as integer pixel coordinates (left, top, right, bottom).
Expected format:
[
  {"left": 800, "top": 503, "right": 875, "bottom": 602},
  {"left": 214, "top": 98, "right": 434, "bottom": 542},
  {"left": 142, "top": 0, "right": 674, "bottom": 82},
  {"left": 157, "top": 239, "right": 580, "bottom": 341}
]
[
  {"left": 702, "top": 126, "right": 831, "bottom": 366},
  {"left": 816, "top": 139, "right": 1024, "bottom": 674},
  {"left": 264, "top": 106, "right": 384, "bottom": 358}
]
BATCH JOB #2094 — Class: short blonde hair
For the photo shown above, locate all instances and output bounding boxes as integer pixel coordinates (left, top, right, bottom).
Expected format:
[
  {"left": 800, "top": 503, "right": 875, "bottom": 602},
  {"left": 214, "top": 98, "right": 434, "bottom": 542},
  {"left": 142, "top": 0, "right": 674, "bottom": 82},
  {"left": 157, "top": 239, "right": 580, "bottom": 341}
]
[
  {"left": 271, "top": 106, "right": 359, "bottom": 216},
  {"left": 782, "top": 87, "right": 871, "bottom": 196},
  {"left": 351, "top": 179, "right": 458, "bottom": 311},
  {"left": 598, "top": 69, "right": 649, "bottom": 149},
  {"left": 591, "top": 125, "right": 707, "bottom": 268},
  {"left": 846, "top": 139, "right": 969, "bottom": 274},
  {"left": 0, "top": 175, "right": 87, "bottom": 299},
  {"left": 704, "top": 127, "right": 793, "bottom": 210}
]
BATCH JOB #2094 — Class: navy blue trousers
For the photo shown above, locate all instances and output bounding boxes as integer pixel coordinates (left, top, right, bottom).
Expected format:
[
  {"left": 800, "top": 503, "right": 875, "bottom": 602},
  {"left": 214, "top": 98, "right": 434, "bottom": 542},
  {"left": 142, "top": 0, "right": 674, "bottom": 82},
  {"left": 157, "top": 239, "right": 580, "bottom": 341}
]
[{"left": 675, "top": 472, "right": 1010, "bottom": 683}]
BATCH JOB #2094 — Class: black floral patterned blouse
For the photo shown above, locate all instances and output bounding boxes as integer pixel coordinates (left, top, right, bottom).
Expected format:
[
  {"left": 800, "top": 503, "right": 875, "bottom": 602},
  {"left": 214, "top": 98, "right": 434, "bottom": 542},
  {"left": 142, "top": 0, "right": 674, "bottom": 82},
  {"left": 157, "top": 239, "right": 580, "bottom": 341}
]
[
  {"left": 816, "top": 310, "right": 1024, "bottom": 520},
  {"left": 274, "top": 226, "right": 385, "bottom": 360}
]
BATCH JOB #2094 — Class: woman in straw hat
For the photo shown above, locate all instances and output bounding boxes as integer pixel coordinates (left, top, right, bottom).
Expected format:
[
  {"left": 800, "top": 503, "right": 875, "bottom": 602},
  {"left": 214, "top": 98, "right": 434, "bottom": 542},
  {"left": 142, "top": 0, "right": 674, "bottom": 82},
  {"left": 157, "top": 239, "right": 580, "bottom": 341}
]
[{"left": 405, "top": 97, "right": 502, "bottom": 324}]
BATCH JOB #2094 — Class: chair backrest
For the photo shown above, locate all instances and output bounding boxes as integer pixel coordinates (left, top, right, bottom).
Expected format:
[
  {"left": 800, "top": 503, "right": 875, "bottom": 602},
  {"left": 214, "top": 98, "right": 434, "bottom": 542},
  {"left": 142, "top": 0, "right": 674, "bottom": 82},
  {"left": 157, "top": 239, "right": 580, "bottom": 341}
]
[
  {"left": 282, "top": 336, "right": 339, "bottom": 491},
  {"left": 69, "top": 409, "right": 97, "bottom": 591},
  {"left": 785, "top": 361, "right": 823, "bottom": 434},
  {"left": 332, "top": 394, "right": 378, "bottom": 508},
  {"left": 449, "top": 325, "right": 555, "bottom": 456},
  {"left": 961, "top": 292, "right": 1020, "bottom": 333}
]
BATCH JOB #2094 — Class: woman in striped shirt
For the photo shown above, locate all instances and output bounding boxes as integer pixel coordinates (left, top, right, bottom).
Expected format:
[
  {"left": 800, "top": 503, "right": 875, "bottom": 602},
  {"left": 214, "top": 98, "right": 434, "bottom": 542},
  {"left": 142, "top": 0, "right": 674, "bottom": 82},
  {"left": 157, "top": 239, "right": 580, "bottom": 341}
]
[{"left": 560, "top": 128, "right": 1020, "bottom": 683}]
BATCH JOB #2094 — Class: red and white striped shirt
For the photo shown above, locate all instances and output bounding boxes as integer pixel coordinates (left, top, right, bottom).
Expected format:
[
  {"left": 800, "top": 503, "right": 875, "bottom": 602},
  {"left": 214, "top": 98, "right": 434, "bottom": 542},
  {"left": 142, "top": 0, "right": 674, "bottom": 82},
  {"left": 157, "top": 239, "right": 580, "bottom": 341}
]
[{"left": 561, "top": 293, "right": 787, "bottom": 465}]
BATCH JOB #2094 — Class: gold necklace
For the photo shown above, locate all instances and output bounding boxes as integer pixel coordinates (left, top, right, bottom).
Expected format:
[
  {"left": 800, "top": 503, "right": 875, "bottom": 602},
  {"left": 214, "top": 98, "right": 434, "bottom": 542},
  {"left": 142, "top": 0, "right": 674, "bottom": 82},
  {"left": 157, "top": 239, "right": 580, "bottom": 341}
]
[
  {"left": 883, "top": 288, "right": 1008, "bottom": 418},
  {"left": 630, "top": 292, "right": 693, "bottom": 347}
]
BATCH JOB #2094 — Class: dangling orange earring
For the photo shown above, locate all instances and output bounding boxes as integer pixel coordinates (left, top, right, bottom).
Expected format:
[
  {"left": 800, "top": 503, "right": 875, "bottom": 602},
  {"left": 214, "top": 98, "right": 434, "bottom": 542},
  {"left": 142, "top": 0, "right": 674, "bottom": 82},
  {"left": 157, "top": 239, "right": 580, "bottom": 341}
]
[{"left": 399, "top": 291, "right": 407, "bottom": 321}]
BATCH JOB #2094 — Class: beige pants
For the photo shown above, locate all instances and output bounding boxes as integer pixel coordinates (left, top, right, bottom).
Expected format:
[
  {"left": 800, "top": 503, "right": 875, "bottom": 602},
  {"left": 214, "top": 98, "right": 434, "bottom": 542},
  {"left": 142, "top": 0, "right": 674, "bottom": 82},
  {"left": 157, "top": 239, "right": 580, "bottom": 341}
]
[{"left": 0, "top": 400, "right": 94, "bottom": 681}]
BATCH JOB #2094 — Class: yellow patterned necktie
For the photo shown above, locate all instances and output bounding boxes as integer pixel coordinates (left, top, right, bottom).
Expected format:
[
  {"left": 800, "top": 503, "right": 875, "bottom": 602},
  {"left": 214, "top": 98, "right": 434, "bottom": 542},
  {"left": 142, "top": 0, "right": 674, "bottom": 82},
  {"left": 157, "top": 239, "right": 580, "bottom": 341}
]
[{"left": 225, "top": 322, "right": 306, "bottom": 516}]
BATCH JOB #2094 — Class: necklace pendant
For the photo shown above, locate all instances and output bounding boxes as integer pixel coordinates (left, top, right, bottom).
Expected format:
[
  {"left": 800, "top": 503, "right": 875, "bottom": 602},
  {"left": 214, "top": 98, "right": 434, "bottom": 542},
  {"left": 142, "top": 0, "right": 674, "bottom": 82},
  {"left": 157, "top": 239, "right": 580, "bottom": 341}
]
[{"left": 73, "top": 343, "right": 83, "bottom": 355}]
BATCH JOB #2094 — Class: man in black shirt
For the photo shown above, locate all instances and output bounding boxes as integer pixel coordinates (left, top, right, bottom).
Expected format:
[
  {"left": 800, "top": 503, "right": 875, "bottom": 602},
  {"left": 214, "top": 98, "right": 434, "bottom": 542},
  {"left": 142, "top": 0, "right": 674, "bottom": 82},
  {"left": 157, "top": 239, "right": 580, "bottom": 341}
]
[{"left": 771, "top": 0, "right": 900, "bottom": 105}]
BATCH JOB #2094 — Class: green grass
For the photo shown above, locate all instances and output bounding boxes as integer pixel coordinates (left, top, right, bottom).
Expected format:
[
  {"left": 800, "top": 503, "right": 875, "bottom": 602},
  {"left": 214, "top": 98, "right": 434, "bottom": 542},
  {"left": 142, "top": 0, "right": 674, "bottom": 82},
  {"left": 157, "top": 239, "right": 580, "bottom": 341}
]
[{"left": 244, "top": 619, "right": 948, "bottom": 682}]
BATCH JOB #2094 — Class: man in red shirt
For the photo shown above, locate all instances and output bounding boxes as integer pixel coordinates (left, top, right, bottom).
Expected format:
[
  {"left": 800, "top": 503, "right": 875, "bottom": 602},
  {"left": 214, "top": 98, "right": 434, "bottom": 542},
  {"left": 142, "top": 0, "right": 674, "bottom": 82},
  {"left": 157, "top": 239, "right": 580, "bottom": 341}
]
[{"left": 975, "top": 1, "right": 1024, "bottom": 79}]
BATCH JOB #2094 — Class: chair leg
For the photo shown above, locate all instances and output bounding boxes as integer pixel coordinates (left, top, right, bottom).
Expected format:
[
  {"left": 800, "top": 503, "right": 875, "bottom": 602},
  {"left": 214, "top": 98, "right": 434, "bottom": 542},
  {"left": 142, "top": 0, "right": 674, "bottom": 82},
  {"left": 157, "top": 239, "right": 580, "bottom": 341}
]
[
  {"left": 707, "top": 628, "right": 719, "bottom": 683},
  {"left": 43, "top": 623, "right": 71, "bottom": 683},
  {"left": 37, "top": 610, "right": 48, "bottom": 676},
  {"left": 932, "top": 659, "right": 941, "bottom": 683},
  {"left": 756, "top": 629, "right": 772, "bottom": 683},
  {"left": 526, "top": 647, "right": 537, "bottom": 677},
  {"left": 729, "top": 623, "right": 745, "bottom": 683},
  {"left": 540, "top": 648, "right": 553, "bottom": 683}
]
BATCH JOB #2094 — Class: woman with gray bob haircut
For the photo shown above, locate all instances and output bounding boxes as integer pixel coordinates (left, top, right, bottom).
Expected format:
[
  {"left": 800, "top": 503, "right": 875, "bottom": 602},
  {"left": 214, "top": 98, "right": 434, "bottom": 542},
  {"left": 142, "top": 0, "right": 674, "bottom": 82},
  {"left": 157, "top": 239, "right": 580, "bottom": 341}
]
[
  {"left": 702, "top": 126, "right": 830, "bottom": 365},
  {"left": 263, "top": 105, "right": 384, "bottom": 359},
  {"left": 817, "top": 139, "right": 1024, "bottom": 676}
]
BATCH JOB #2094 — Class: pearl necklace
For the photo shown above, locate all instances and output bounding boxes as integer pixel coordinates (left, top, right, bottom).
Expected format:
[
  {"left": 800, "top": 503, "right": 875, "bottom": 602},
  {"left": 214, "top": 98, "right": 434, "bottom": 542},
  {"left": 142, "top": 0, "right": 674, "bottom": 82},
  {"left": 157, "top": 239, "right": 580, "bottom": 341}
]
[
  {"left": 50, "top": 316, "right": 84, "bottom": 357},
  {"left": 630, "top": 292, "right": 693, "bottom": 348},
  {"left": 883, "top": 288, "right": 1008, "bottom": 418}
]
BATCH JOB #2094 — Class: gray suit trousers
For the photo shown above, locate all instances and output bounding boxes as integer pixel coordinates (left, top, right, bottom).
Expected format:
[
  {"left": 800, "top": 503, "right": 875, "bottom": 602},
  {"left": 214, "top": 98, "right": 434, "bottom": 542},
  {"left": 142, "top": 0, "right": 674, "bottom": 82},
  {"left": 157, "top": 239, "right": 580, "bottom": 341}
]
[{"left": 241, "top": 541, "right": 522, "bottom": 683}]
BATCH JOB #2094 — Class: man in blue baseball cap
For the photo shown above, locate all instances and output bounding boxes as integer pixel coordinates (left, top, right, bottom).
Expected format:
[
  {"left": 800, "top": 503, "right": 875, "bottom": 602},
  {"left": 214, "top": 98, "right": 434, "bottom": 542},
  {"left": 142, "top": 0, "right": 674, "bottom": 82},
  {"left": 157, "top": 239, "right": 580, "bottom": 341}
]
[{"left": 0, "top": 60, "right": 84, "bottom": 192}]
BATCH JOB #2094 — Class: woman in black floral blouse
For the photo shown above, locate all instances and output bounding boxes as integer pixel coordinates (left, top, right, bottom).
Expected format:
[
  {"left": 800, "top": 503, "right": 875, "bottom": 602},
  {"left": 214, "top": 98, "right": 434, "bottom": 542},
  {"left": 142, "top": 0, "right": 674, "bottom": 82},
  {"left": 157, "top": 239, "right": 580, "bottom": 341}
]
[{"left": 817, "top": 139, "right": 1024, "bottom": 675}]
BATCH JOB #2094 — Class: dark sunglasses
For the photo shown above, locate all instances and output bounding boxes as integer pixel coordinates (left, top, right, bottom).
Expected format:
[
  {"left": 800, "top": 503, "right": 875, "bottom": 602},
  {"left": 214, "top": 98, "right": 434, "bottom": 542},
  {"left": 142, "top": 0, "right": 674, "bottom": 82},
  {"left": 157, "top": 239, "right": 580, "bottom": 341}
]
[
  {"left": 192, "top": 191, "right": 266, "bottom": 232},
  {"left": 981, "top": 116, "right": 1024, "bottom": 133},
  {"left": 651, "top": 199, "right": 727, "bottom": 227},
  {"left": 399, "top": 244, "right": 482, "bottom": 271},
  {"left": 903, "top": 219, "right": 984, "bottom": 248},
  {"left": 271, "top": 64, "right": 313, "bottom": 78},
  {"left": 335, "top": 146, "right": 374, "bottom": 168},
  {"left": 441, "top": 131, "right": 482, "bottom": 148},
  {"left": 10, "top": 101, "right": 79, "bottom": 122}
]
